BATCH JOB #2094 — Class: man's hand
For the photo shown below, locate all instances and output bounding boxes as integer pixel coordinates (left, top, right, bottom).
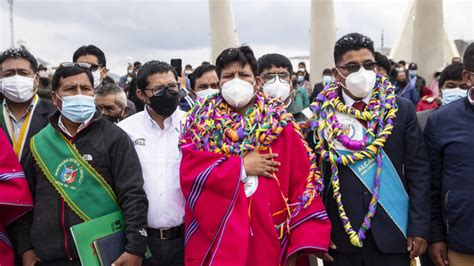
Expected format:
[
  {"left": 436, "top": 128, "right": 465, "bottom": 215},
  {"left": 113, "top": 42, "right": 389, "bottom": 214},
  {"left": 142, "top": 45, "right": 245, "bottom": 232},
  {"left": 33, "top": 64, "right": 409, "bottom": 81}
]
[
  {"left": 22, "top": 249, "right": 41, "bottom": 266},
  {"left": 429, "top": 242, "right": 449, "bottom": 266},
  {"left": 407, "top": 236, "right": 428, "bottom": 259},
  {"left": 111, "top": 252, "right": 142, "bottom": 266},
  {"left": 243, "top": 151, "right": 280, "bottom": 178}
]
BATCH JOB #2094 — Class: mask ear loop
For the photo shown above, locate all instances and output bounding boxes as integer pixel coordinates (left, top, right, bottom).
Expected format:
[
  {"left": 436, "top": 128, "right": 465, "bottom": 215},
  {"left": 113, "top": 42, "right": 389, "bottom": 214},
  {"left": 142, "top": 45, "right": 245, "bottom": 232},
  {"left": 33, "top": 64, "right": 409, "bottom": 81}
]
[{"left": 335, "top": 68, "right": 348, "bottom": 89}]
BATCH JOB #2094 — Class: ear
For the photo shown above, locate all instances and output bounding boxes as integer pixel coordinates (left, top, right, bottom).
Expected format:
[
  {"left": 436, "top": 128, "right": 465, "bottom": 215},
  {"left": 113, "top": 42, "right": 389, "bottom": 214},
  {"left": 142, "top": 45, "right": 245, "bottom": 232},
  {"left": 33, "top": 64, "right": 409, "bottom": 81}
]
[
  {"left": 136, "top": 89, "right": 149, "bottom": 104},
  {"left": 332, "top": 67, "right": 344, "bottom": 85},
  {"left": 462, "top": 70, "right": 472, "bottom": 87},
  {"left": 256, "top": 76, "right": 264, "bottom": 89},
  {"left": 33, "top": 74, "right": 40, "bottom": 91},
  {"left": 123, "top": 106, "right": 129, "bottom": 118},
  {"left": 51, "top": 91, "right": 61, "bottom": 109},
  {"left": 101, "top": 68, "right": 108, "bottom": 79}
]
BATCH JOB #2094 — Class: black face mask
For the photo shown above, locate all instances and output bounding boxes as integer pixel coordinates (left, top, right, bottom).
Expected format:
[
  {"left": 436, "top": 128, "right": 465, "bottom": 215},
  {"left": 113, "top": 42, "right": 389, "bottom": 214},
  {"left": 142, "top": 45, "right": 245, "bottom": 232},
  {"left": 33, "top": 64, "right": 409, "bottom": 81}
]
[
  {"left": 104, "top": 115, "right": 121, "bottom": 124},
  {"left": 148, "top": 88, "right": 179, "bottom": 118}
]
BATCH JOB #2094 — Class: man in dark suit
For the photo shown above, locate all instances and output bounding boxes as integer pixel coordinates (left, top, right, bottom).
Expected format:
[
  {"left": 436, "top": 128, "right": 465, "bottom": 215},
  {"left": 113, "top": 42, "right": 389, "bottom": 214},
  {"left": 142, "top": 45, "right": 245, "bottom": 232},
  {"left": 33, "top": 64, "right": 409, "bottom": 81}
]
[
  {"left": 0, "top": 47, "right": 56, "bottom": 167},
  {"left": 309, "top": 33, "right": 430, "bottom": 266}
]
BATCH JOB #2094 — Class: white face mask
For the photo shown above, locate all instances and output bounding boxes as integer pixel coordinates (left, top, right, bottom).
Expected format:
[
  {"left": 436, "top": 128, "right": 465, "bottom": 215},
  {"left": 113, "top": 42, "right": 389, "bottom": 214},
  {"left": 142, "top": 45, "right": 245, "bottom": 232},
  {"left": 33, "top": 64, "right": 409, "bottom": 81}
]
[
  {"left": 221, "top": 78, "right": 255, "bottom": 108},
  {"left": 322, "top": 75, "right": 332, "bottom": 85},
  {"left": 195, "top": 88, "right": 219, "bottom": 99},
  {"left": 92, "top": 70, "right": 102, "bottom": 89},
  {"left": 263, "top": 79, "right": 291, "bottom": 101},
  {"left": 1, "top": 75, "right": 36, "bottom": 103},
  {"left": 339, "top": 68, "right": 376, "bottom": 98}
]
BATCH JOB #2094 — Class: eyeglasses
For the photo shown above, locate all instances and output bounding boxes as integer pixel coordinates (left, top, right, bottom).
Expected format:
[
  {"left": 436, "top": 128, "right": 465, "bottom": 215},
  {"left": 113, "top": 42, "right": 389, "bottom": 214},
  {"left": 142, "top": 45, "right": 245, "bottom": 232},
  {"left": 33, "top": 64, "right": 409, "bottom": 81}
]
[
  {"left": 337, "top": 61, "right": 377, "bottom": 74},
  {"left": 263, "top": 73, "right": 290, "bottom": 84},
  {"left": 59, "top": 62, "right": 101, "bottom": 72},
  {"left": 145, "top": 83, "right": 180, "bottom": 96}
]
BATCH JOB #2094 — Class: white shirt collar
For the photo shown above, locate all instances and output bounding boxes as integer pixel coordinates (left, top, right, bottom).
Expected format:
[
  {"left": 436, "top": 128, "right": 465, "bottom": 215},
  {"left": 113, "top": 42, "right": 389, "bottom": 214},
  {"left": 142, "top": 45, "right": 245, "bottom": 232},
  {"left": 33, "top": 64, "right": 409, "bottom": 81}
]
[
  {"left": 58, "top": 113, "right": 94, "bottom": 138},
  {"left": 144, "top": 105, "right": 179, "bottom": 130},
  {"left": 468, "top": 88, "right": 474, "bottom": 105},
  {"left": 341, "top": 89, "right": 371, "bottom": 107}
]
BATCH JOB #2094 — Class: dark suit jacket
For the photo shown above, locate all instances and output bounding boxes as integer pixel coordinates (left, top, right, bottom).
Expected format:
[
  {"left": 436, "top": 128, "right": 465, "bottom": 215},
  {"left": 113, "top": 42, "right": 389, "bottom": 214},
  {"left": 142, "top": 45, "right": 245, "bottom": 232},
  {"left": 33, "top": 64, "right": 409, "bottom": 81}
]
[{"left": 312, "top": 95, "right": 431, "bottom": 254}]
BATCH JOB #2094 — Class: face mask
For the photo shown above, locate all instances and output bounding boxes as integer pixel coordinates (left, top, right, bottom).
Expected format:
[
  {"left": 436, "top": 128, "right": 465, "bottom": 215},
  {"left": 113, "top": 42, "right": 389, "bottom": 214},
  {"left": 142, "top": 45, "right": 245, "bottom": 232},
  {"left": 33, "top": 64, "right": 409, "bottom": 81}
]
[
  {"left": 297, "top": 76, "right": 305, "bottom": 83},
  {"left": 339, "top": 68, "right": 376, "bottom": 98},
  {"left": 128, "top": 69, "right": 133, "bottom": 74},
  {"left": 442, "top": 88, "right": 466, "bottom": 105},
  {"left": 147, "top": 88, "right": 179, "bottom": 118},
  {"left": 59, "top": 94, "right": 96, "bottom": 123},
  {"left": 195, "top": 88, "right": 219, "bottom": 99},
  {"left": 126, "top": 76, "right": 133, "bottom": 83},
  {"left": 92, "top": 70, "right": 102, "bottom": 89},
  {"left": 322, "top": 75, "right": 332, "bottom": 85},
  {"left": 185, "top": 70, "right": 193, "bottom": 75},
  {"left": 298, "top": 68, "right": 306, "bottom": 73},
  {"left": 221, "top": 78, "right": 255, "bottom": 108},
  {"left": 408, "top": 70, "right": 417, "bottom": 78},
  {"left": 1, "top": 75, "right": 36, "bottom": 103},
  {"left": 263, "top": 79, "right": 291, "bottom": 101}
]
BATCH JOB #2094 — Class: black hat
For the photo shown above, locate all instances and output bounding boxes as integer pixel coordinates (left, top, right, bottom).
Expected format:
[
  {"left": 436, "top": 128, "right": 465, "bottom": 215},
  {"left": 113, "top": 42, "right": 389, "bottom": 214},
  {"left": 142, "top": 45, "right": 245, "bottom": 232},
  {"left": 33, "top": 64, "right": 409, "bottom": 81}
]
[{"left": 408, "top": 63, "right": 418, "bottom": 70}]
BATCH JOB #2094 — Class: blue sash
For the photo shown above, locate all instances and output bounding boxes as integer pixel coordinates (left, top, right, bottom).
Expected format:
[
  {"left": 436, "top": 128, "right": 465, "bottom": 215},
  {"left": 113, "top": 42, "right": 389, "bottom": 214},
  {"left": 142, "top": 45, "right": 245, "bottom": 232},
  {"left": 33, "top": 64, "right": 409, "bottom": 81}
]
[{"left": 338, "top": 148, "right": 408, "bottom": 237}]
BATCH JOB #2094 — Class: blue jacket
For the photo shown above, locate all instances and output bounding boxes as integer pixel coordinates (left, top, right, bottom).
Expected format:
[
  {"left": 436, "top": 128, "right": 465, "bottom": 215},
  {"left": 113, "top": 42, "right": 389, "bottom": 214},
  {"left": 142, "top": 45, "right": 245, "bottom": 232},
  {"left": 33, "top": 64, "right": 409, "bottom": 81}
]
[
  {"left": 424, "top": 97, "right": 474, "bottom": 254},
  {"left": 395, "top": 80, "right": 419, "bottom": 107}
]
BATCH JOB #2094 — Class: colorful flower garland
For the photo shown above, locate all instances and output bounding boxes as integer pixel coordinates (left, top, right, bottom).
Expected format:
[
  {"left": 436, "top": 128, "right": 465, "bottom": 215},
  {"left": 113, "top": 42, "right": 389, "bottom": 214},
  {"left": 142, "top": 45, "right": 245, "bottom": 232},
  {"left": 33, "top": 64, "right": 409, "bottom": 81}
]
[
  {"left": 180, "top": 92, "right": 324, "bottom": 237},
  {"left": 308, "top": 74, "right": 398, "bottom": 247}
]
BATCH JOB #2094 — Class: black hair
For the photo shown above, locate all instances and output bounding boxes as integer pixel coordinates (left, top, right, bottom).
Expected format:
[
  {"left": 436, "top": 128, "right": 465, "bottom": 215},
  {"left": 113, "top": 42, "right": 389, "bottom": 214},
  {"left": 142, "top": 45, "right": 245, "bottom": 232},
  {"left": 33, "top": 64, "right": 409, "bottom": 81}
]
[
  {"left": 72, "top": 45, "right": 107, "bottom": 67},
  {"left": 322, "top": 68, "right": 332, "bottom": 75},
  {"left": 464, "top": 42, "right": 474, "bottom": 72},
  {"left": 439, "top": 63, "right": 464, "bottom": 88},
  {"left": 136, "top": 60, "right": 178, "bottom": 91},
  {"left": 185, "top": 64, "right": 192, "bottom": 69},
  {"left": 398, "top": 60, "right": 406, "bottom": 66},
  {"left": 334, "top": 33, "right": 375, "bottom": 65},
  {"left": 215, "top": 46, "right": 258, "bottom": 78},
  {"left": 298, "top": 62, "right": 306, "bottom": 67},
  {"left": 0, "top": 47, "right": 38, "bottom": 72},
  {"left": 189, "top": 64, "right": 216, "bottom": 90},
  {"left": 257, "top": 53, "right": 293, "bottom": 76},
  {"left": 51, "top": 65, "right": 94, "bottom": 91},
  {"left": 133, "top": 61, "right": 142, "bottom": 68},
  {"left": 375, "top": 52, "right": 390, "bottom": 74}
]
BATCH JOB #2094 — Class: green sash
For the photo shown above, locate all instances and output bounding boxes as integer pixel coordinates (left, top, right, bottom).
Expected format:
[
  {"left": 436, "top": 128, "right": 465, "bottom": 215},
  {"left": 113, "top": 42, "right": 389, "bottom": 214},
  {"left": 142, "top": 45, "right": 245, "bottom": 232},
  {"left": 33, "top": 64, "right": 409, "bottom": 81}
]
[{"left": 30, "top": 124, "right": 120, "bottom": 221}]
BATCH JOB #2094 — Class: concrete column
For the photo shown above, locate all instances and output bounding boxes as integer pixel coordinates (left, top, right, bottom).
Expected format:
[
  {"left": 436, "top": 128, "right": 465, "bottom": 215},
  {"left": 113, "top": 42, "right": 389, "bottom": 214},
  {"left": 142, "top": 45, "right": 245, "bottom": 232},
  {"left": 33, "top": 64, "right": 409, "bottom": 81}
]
[
  {"left": 412, "top": 0, "right": 445, "bottom": 79},
  {"left": 309, "top": 0, "right": 336, "bottom": 86},
  {"left": 209, "top": 0, "right": 239, "bottom": 63}
]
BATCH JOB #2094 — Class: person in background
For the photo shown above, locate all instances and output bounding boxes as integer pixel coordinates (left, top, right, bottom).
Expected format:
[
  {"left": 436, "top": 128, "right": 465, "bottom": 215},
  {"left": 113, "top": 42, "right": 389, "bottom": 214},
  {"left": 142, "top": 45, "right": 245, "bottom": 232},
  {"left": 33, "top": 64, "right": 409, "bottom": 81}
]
[
  {"left": 451, "top": 56, "right": 462, "bottom": 64},
  {"left": 398, "top": 60, "right": 407, "bottom": 70},
  {"left": 119, "top": 64, "right": 134, "bottom": 89},
  {"left": 374, "top": 52, "right": 390, "bottom": 76},
  {"left": 311, "top": 68, "right": 333, "bottom": 101},
  {"left": 428, "top": 67, "right": 443, "bottom": 99},
  {"left": 0, "top": 48, "right": 56, "bottom": 167},
  {"left": 188, "top": 64, "right": 219, "bottom": 100},
  {"left": 73, "top": 45, "right": 137, "bottom": 116},
  {"left": 417, "top": 63, "right": 468, "bottom": 130},
  {"left": 298, "top": 61, "right": 310, "bottom": 81},
  {"left": 96, "top": 83, "right": 132, "bottom": 123},
  {"left": 416, "top": 86, "right": 438, "bottom": 112},
  {"left": 424, "top": 42, "right": 474, "bottom": 266},
  {"left": 36, "top": 64, "right": 52, "bottom": 101},
  {"left": 408, "top": 63, "right": 426, "bottom": 97},
  {"left": 394, "top": 68, "right": 419, "bottom": 106},
  {"left": 295, "top": 68, "right": 312, "bottom": 102},
  {"left": 257, "top": 53, "right": 294, "bottom": 104},
  {"left": 119, "top": 61, "right": 186, "bottom": 266}
]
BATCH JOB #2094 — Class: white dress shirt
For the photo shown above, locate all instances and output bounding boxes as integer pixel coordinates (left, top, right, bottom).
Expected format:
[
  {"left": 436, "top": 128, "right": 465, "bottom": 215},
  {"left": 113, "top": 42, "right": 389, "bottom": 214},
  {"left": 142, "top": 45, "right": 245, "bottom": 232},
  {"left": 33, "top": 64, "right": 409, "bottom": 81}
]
[
  {"left": 341, "top": 89, "right": 372, "bottom": 106},
  {"left": 118, "top": 107, "right": 185, "bottom": 229}
]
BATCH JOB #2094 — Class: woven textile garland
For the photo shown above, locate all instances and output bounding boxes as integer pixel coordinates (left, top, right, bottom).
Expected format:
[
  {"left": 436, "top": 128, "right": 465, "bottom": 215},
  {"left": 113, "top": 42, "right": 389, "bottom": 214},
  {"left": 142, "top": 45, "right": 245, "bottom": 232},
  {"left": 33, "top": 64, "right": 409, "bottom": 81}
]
[
  {"left": 308, "top": 74, "right": 398, "bottom": 247},
  {"left": 180, "top": 92, "right": 324, "bottom": 237}
]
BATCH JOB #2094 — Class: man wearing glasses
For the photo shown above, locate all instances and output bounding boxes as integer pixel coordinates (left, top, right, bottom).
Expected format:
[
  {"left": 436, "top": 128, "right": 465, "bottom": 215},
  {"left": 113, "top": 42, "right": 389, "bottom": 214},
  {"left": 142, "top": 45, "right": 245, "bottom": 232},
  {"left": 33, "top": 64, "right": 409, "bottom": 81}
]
[
  {"left": 118, "top": 61, "right": 185, "bottom": 266},
  {"left": 308, "top": 33, "right": 430, "bottom": 266},
  {"left": 10, "top": 63, "right": 148, "bottom": 266}
]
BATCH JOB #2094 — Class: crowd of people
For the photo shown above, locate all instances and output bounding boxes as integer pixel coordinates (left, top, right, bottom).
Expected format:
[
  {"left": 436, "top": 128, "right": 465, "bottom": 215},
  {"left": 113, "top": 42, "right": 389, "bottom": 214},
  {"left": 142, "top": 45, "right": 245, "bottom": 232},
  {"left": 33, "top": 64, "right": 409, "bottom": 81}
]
[{"left": 0, "top": 32, "right": 473, "bottom": 266}]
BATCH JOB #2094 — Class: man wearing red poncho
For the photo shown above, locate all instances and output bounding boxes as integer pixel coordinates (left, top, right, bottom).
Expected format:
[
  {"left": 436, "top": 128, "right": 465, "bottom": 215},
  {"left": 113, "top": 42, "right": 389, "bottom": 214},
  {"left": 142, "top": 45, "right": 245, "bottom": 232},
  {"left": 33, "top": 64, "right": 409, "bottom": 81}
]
[{"left": 179, "top": 46, "right": 331, "bottom": 266}]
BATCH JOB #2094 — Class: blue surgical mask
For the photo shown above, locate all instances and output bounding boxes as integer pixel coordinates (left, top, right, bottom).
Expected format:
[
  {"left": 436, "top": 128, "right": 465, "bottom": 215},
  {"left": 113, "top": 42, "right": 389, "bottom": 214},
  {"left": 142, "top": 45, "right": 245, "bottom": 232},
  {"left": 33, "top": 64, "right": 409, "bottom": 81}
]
[
  {"left": 408, "top": 70, "right": 417, "bottom": 78},
  {"left": 297, "top": 76, "right": 304, "bottom": 83},
  {"left": 441, "top": 88, "right": 466, "bottom": 105},
  {"left": 322, "top": 75, "right": 332, "bottom": 85},
  {"left": 59, "top": 94, "right": 96, "bottom": 123}
]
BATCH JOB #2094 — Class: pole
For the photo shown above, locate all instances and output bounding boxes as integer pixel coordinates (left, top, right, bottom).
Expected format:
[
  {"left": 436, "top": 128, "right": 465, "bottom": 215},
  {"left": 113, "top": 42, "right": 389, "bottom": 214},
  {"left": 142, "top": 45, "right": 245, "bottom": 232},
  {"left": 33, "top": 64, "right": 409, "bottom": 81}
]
[{"left": 9, "top": 0, "right": 15, "bottom": 47}]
